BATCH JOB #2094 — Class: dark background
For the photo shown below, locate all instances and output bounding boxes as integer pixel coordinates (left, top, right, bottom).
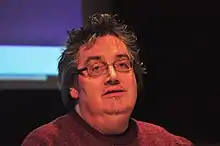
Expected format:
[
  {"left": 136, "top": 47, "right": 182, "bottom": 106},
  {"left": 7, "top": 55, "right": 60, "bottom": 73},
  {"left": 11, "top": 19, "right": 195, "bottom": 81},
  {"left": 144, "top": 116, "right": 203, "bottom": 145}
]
[{"left": 1, "top": 0, "right": 220, "bottom": 145}]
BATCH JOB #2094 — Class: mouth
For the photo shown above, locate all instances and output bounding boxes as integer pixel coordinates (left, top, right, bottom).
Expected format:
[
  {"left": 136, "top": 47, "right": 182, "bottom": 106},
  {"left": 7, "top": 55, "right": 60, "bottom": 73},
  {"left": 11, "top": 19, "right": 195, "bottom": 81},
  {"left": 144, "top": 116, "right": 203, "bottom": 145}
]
[{"left": 103, "top": 89, "right": 126, "bottom": 96}]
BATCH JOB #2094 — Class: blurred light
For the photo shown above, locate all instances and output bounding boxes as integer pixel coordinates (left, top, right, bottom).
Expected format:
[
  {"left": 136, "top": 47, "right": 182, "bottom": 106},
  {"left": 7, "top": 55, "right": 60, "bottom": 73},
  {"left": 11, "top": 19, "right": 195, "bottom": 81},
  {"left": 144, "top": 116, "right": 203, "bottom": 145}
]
[{"left": 0, "top": 45, "right": 64, "bottom": 80}]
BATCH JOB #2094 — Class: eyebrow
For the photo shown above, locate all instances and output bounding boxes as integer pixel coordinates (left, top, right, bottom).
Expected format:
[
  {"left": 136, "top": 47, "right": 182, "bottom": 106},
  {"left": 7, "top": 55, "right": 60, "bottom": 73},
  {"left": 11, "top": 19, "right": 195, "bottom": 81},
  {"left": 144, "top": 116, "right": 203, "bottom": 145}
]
[
  {"left": 84, "top": 56, "right": 102, "bottom": 65},
  {"left": 115, "top": 54, "right": 130, "bottom": 59},
  {"left": 83, "top": 54, "right": 130, "bottom": 65}
]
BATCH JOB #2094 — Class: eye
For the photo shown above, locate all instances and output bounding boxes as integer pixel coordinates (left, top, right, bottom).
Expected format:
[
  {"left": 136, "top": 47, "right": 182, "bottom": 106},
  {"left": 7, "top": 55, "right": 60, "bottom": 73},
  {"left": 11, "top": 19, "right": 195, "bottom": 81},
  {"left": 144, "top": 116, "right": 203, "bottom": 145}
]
[
  {"left": 91, "top": 64, "right": 101, "bottom": 71},
  {"left": 117, "top": 60, "right": 131, "bottom": 69},
  {"left": 119, "top": 62, "right": 128, "bottom": 67},
  {"left": 88, "top": 62, "right": 106, "bottom": 73}
]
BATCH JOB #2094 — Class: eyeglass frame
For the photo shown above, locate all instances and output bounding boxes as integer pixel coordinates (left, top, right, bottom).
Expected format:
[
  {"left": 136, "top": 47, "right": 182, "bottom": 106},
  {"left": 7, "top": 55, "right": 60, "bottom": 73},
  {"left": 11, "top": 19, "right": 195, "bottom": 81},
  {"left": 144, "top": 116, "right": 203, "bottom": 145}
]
[{"left": 73, "top": 58, "right": 134, "bottom": 77}]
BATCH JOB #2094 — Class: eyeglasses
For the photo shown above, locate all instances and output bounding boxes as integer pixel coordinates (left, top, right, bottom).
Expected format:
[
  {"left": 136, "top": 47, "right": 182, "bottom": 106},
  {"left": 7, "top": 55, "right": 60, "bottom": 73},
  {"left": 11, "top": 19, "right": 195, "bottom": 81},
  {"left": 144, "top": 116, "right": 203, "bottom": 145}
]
[{"left": 74, "top": 59, "right": 133, "bottom": 77}]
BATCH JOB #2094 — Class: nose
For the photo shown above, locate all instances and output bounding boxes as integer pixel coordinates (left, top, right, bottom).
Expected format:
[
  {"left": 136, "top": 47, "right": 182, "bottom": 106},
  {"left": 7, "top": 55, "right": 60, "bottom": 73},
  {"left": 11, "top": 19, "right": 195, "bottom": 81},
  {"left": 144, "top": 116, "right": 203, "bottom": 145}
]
[
  {"left": 107, "top": 65, "right": 118, "bottom": 79},
  {"left": 104, "top": 65, "right": 120, "bottom": 85}
]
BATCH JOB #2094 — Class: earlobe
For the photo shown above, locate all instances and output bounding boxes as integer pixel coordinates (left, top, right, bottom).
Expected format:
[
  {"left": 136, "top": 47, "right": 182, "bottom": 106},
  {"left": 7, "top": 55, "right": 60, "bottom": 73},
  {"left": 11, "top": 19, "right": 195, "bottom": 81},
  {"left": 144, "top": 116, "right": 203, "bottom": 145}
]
[{"left": 69, "top": 88, "right": 79, "bottom": 99}]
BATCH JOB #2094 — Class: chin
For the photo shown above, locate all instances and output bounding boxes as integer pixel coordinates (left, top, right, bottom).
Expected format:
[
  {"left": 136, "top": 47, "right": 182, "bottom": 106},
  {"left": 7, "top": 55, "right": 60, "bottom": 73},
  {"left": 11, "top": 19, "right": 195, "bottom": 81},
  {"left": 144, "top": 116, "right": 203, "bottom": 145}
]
[
  {"left": 104, "top": 106, "right": 132, "bottom": 116},
  {"left": 103, "top": 109, "right": 132, "bottom": 124},
  {"left": 105, "top": 126, "right": 128, "bottom": 134}
]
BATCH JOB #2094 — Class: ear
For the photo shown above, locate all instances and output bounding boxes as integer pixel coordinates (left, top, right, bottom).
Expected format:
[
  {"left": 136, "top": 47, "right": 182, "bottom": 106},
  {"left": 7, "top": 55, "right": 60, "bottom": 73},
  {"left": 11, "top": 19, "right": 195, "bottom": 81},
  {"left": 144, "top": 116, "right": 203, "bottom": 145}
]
[{"left": 69, "top": 88, "right": 79, "bottom": 99}]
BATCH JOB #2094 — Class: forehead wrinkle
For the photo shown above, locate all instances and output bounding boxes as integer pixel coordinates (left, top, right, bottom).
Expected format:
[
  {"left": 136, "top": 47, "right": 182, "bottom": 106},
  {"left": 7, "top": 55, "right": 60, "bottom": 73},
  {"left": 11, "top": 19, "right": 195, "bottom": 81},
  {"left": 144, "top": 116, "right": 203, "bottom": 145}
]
[
  {"left": 102, "top": 35, "right": 125, "bottom": 50},
  {"left": 78, "top": 35, "right": 132, "bottom": 66}
]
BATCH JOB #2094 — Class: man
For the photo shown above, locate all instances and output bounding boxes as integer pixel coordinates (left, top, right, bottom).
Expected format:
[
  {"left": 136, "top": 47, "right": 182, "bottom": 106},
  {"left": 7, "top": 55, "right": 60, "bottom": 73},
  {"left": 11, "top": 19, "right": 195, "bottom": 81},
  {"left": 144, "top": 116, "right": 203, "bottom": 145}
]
[{"left": 22, "top": 13, "right": 193, "bottom": 146}]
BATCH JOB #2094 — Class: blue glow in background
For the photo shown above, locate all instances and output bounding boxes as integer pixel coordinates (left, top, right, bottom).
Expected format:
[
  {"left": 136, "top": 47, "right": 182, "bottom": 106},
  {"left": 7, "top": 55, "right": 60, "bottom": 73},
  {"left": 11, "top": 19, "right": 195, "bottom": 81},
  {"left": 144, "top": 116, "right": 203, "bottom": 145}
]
[
  {"left": 0, "top": 0, "right": 82, "bottom": 80},
  {"left": 0, "top": 46, "right": 63, "bottom": 76}
]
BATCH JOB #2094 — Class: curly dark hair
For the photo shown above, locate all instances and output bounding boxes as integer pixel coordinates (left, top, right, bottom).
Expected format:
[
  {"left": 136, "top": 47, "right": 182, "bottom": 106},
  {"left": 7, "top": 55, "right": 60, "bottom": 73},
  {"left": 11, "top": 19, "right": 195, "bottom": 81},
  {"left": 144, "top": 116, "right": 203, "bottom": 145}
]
[{"left": 58, "top": 13, "right": 146, "bottom": 111}]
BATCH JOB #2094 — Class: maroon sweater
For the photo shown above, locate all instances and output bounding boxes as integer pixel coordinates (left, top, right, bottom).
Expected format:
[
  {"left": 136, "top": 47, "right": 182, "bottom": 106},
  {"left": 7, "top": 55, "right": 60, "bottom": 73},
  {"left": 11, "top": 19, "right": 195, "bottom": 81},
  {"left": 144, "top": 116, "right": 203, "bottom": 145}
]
[{"left": 22, "top": 111, "right": 193, "bottom": 146}]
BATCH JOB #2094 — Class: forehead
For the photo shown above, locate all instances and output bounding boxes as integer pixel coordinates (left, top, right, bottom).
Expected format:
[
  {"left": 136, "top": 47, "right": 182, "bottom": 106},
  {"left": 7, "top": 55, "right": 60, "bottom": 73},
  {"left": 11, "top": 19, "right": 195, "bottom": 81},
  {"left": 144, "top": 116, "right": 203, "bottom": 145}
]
[{"left": 78, "top": 35, "right": 129, "bottom": 63}]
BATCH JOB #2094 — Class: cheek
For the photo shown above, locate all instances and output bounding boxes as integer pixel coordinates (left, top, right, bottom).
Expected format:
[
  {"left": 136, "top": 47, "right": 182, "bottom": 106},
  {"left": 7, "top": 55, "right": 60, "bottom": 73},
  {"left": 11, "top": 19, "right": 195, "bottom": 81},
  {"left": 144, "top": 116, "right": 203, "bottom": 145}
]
[
  {"left": 132, "top": 73, "right": 137, "bottom": 87},
  {"left": 78, "top": 76, "right": 104, "bottom": 100},
  {"left": 120, "top": 73, "right": 137, "bottom": 97},
  {"left": 124, "top": 73, "right": 137, "bottom": 87},
  {"left": 131, "top": 74, "right": 137, "bottom": 95}
]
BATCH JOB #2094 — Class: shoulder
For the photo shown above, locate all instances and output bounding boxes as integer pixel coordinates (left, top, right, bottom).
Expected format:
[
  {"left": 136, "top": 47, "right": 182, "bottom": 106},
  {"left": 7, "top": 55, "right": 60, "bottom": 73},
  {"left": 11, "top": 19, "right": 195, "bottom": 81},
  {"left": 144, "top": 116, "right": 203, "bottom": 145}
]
[
  {"left": 22, "top": 113, "right": 75, "bottom": 146},
  {"left": 135, "top": 120, "right": 193, "bottom": 146}
]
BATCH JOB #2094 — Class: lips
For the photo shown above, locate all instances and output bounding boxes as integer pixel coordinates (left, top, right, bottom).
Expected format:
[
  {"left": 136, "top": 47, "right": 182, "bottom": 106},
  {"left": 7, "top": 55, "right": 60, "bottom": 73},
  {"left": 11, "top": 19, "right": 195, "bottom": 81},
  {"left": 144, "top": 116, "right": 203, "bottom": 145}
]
[{"left": 102, "top": 88, "right": 126, "bottom": 96}]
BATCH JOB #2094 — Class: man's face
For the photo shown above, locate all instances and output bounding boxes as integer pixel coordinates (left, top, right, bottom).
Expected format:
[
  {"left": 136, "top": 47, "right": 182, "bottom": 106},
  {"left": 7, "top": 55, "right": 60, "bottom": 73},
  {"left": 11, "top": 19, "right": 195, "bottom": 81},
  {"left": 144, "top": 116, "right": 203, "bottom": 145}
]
[{"left": 72, "top": 35, "right": 137, "bottom": 121}]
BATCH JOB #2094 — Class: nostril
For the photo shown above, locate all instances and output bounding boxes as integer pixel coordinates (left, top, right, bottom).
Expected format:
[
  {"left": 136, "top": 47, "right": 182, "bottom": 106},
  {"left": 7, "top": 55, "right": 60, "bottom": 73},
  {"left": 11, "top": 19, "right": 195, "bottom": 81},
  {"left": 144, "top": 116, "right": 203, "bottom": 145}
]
[{"left": 105, "top": 79, "right": 119, "bottom": 85}]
